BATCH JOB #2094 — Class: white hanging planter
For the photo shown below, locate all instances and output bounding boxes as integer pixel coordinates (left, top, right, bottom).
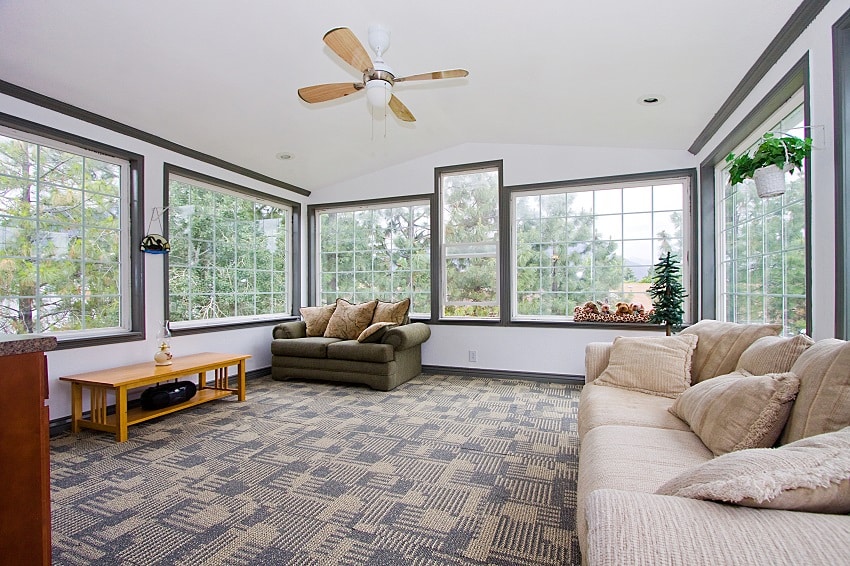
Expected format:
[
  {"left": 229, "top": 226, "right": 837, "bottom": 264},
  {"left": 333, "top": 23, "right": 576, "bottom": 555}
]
[{"left": 752, "top": 163, "right": 791, "bottom": 198}]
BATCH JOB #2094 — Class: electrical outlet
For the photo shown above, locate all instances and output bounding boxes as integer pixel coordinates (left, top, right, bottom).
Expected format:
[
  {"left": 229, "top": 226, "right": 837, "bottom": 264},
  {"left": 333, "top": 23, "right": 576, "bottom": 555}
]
[{"left": 468, "top": 350, "right": 478, "bottom": 362}]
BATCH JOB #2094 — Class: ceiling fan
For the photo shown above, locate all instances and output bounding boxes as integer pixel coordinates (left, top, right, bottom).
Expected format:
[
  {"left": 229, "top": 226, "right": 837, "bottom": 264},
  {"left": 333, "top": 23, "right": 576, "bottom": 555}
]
[{"left": 297, "top": 25, "right": 469, "bottom": 122}]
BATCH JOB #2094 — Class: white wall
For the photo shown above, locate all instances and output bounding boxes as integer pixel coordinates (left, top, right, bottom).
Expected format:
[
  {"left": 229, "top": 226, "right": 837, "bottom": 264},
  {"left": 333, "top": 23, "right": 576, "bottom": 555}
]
[
  {"left": 315, "top": 142, "right": 697, "bottom": 375},
  {"left": 0, "top": 93, "right": 308, "bottom": 419}
]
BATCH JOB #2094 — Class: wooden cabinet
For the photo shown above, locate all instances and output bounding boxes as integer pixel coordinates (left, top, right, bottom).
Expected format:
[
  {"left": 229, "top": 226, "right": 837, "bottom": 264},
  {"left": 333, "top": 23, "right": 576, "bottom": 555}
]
[{"left": 0, "top": 337, "right": 57, "bottom": 566}]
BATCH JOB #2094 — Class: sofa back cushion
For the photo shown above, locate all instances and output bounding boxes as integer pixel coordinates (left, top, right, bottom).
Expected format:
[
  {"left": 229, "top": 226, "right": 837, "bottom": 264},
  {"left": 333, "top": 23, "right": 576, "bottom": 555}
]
[
  {"left": 669, "top": 372, "right": 800, "bottom": 455},
  {"left": 594, "top": 334, "right": 698, "bottom": 398},
  {"left": 300, "top": 303, "right": 336, "bottom": 337},
  {"left": 680, "top": 320, "right": 782, "bottom": 384},
  {"left": 736, "top": 334, "right": 814, "bottom": 375},
  {"left": 781, "top": 339, "right": 850, "bottom": 444},
  {"left": 324, "top": 299, "right": 379, "bottom": 340}
]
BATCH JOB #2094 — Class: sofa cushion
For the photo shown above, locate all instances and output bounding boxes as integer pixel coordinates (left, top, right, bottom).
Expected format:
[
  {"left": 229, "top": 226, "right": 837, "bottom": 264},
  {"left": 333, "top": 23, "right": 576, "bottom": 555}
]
[
  {"left": 577, "top": 425, "right": 714, "bottom": 556},
  {"left": 585, "top": 490, "right": 850, "bottom": 566},
  {"left": 736, "top": 334, "right": 814, "bottom": 375},
  {"left": 300, "top": 303, "right": 336, "bottom": 337},
  {"left": 358, "top": 322, "right": 397, "bottom": 343},
  {"left": 270, "top": 336, "right": 340, "bottom": 358},
  {"left": 578, "top": 383, "right": 690, "bottom": 438},
  {"left": 594, "top": 334, "right": 698, "bottom": 398},
  {"left": 324, "top": 299, "right": 378, "bottom": 340},
  {"left": 668, "top": 372, "right": 800, "bottom": 456},
  {"left": 327, "top": 340, "right": 395, "bottom": 363},
  {"left": 656, "top": 427, "right": 850, "bottom": 513},
  {"left": 680, "top": 320, "right": 782, "bottom": 383},
  {"left": 372, "top": 298, "right": 410, "bottom": 325},
  {"left": 781, "top": 339, "right": 850, "bottom": 444}
]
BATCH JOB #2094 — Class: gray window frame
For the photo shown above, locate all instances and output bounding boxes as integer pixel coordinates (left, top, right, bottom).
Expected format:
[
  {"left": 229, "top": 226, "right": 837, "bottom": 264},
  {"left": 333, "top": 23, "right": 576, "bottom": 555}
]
[
  {"left": 163, "top": 163, "right": 300, "bottom": 335},
  {"left": 0, "top": 112, "right": 145, "bottom": 349}
]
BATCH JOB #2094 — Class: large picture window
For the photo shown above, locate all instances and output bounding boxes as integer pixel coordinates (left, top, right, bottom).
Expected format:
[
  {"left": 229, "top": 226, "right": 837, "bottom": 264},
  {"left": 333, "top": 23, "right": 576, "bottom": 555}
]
[
  {"left": 717, "top": 95, "right": 807, "bottom": 335},
  {"left": 512, "top": 175, "right": 690, "bottom": 320},
  {"left": 167, "top": 170, "right": 292, "bottom": 327},
  {"left": 0, "top": 126, "right": 134, "bottom": 338},
  {"left": 315, "top": 200, "right": 431, "bottom": 315},
  {"left": 438, "top": 163, "right": 501, "bottom": 319}
]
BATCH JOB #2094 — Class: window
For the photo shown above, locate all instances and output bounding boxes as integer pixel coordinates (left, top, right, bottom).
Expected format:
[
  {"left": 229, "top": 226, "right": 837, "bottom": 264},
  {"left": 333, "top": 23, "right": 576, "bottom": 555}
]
[
  {"left": 716, "top": 95, "right": 807, "bottom": 335},
  {"left": 167, "top": 169, "right": 293, "bottom": 328},
  {"left": 0, "top": 126, "right": 136, "bottom": 339},
  {"left": 438, "top": 163, "right": 501, "bottom": 319},
  {"left": 315, "top": 200, "right": 431, "bottom": 315},
  {"left": 512, "top": 175, "right": 690, "bottom": 320}
]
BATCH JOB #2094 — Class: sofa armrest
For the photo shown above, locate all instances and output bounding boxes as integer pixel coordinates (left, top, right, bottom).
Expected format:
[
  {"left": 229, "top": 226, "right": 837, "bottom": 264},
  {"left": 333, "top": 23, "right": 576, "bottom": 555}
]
[
  {"left": 585, "top": 489, "right": 850, "bottom": 565},
  {"left": 381, "top": 322, "right": 431, "bottom": 351},
  {"left": 272, "top": 320, "right": 307, "bottom": 339},
  {"left": 585, "top": 342, "right": 612, "bottom": 383}
]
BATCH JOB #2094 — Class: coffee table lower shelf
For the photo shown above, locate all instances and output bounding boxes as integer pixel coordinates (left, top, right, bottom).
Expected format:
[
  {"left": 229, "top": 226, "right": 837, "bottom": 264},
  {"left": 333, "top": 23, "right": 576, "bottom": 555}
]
[{"left": 60, "top": 352, "right": 251, "bottom": 442}]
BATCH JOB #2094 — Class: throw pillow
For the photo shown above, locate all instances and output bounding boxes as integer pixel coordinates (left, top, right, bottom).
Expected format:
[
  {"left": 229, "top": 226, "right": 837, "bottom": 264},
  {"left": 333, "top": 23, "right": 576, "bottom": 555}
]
[
  {"left": 680, "top": 320, "right": 782, "bottom": 384},
  {"left": 372, "top": 298, "right": 411, "bottom": 325},
  {"left": 668, "top": 372, "right": 800, "bottom": 456},
  {"left": 324, "top": 299, "right": 379, "bottom": 340},
  {"left": 357, "top": 322, "right": 397, "bottom": 343},
  {"left": 594, "top": 334, "right": 698, "bottom": 398},
  {"left": 736, "top": 334, "right": 814, "bottom": 375},
  {"left": 780, "top": 339, "right": 850, "bottom": 444},
  {"left": 300, "top": 303, "right": 336, "bottom": 337},
  {"left": 656, "top": 426, "right": 850, "bottom": 513}
]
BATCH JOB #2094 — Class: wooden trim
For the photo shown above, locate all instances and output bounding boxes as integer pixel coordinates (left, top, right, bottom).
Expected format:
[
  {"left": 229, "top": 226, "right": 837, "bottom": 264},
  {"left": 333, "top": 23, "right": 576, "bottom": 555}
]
[{"left": 422, "top": 364, "right": 584, "bottom": 385}]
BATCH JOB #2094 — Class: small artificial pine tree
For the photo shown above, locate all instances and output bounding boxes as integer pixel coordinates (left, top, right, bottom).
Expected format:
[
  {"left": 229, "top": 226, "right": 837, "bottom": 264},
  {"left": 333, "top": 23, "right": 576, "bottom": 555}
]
[{"left": 648, "top": 252, "right": 687, "bottom": 336}]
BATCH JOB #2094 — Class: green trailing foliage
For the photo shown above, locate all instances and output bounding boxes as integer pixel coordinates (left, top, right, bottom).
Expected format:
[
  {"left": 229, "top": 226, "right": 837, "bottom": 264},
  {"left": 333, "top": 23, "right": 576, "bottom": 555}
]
[
  {"left": 725, "top": 133, "right": 812, "bottom": 186},
  {"left": 648, "top": 252, "right": 687, "bottom": 335}
]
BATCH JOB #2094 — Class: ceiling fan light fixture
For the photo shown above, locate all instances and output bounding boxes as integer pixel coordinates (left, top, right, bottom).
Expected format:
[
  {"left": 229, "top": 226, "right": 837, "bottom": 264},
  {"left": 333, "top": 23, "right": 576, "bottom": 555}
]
[{"left": 365, "top": 79, "right": 392, "bottom": 108}]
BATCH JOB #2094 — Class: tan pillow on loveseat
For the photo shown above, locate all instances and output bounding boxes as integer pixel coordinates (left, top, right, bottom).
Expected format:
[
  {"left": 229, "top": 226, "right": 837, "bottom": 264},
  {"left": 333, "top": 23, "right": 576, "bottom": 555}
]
[
  {"left": 657, "top": 426, "right": 850, "bottom": 513},
  {"left": 324, "top": 299, "right": 378, "bottom": 340},
  {"left": 300, "top": 303, "right": 336, "bottom": 336},
  {"left": 680, "top": 320, "right": 782, "bottom": 384},
  {"left": 594, "top": 334, "right": 698, "bottom": 398},
  {"left": 372, "top": 298, "right": 410, "bottom": 325},
  {"left": 669, "top": 372, "right": 800, "bottom": 455}
]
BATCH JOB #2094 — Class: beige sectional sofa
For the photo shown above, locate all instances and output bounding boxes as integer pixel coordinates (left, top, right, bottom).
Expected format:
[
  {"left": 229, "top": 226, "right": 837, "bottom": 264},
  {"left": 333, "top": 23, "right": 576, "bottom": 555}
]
[{"left": 577, "top": 321, "right": 850, "bottom": 565}]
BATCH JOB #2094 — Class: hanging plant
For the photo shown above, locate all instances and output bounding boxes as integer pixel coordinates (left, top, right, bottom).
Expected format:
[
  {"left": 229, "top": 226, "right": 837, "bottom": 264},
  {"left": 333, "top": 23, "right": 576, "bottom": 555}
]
[{"left": 725, "top": 133, "right": 812, "bottom": 197}]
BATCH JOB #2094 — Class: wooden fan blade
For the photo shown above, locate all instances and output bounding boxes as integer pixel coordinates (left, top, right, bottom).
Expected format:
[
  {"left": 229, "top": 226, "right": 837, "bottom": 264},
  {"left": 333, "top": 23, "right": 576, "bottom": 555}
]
[
  {"left": 394, "top": 69, "right": 469, "bottom": 83},
  {"left": 298, "top": 82, "right": 363, "bottom": 103},
  {"left": 388, "top": 95, "right": 415, "bottom": 122},
  {"left": 323, "top": 27, "right": 373, "bottom": 73}
]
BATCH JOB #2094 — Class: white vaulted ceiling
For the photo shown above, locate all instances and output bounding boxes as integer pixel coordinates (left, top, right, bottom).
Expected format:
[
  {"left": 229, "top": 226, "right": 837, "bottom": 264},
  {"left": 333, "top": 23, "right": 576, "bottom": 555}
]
[{"left": 0, "top": 1, "right": 802, "bottom": 193}]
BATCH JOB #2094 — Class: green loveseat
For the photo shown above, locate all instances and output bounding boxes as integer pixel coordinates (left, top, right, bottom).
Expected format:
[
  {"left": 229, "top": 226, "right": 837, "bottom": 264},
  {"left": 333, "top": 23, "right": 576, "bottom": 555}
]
[{"left": 270, "top": 320, "right": 431, "bottom": 391}]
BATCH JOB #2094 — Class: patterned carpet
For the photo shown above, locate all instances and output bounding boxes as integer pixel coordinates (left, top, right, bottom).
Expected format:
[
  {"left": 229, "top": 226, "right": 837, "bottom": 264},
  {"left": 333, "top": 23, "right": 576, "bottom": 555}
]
[{"left": 50, "top": 374, "right": 582, "bottom": 565}]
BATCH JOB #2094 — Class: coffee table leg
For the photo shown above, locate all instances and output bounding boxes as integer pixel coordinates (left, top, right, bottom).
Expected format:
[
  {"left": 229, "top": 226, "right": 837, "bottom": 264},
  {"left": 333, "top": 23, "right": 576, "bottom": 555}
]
[
  {"left": 116, "top": 386, "right": 128, "bottom": 442},
  {"left": 237, "top": 360, "right": 246, "bottom": 401},
  {"left": 70, "top": 383, "right": 82, "bottom": 433}
]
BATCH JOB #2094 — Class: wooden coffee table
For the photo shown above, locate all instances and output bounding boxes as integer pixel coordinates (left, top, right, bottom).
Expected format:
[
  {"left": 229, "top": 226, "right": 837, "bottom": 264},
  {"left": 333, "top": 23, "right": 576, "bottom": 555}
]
[{"left": 60, "top": 352, "right": 250, "bottom": 442}]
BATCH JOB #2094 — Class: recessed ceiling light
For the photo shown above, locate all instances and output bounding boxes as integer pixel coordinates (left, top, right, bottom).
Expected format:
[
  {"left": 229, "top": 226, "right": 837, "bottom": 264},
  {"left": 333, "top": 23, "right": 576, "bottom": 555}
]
[
  {"left": 275, "top": 152, "right": 293, "bottom": 161},
  {"left": 638, "top": 95, "right": 665, "bottom": 106}
]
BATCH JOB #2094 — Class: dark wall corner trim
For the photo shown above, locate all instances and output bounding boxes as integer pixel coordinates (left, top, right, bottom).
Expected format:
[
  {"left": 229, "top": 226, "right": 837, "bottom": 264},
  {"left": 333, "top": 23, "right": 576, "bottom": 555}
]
[
  {"left": 0, "top": 79, "right": 310, "bottom": 197},
  {"left": 688, "top": 0, "right": 829, "bottom": 154}
]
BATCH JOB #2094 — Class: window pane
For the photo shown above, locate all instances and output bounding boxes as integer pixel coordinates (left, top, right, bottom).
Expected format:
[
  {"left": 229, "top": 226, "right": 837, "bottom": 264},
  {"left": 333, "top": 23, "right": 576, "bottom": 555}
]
[
  {"left": 0, "top": 131, "right": 130, "bottom": 336},
  {"left": 317, "top": 201, "right": 431, "bottom": 316},
  {"left": 717, "top": 100, "right": 807, "bottom": 335},
  {"left": 441, "top": 166, "right": 499, "bottom": 318},
  {"left": 168, "top": 175, "right": 290, "bottom": 324},
  {"left": 511, "top": 176, "right": 689, "bottom": 321}
]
